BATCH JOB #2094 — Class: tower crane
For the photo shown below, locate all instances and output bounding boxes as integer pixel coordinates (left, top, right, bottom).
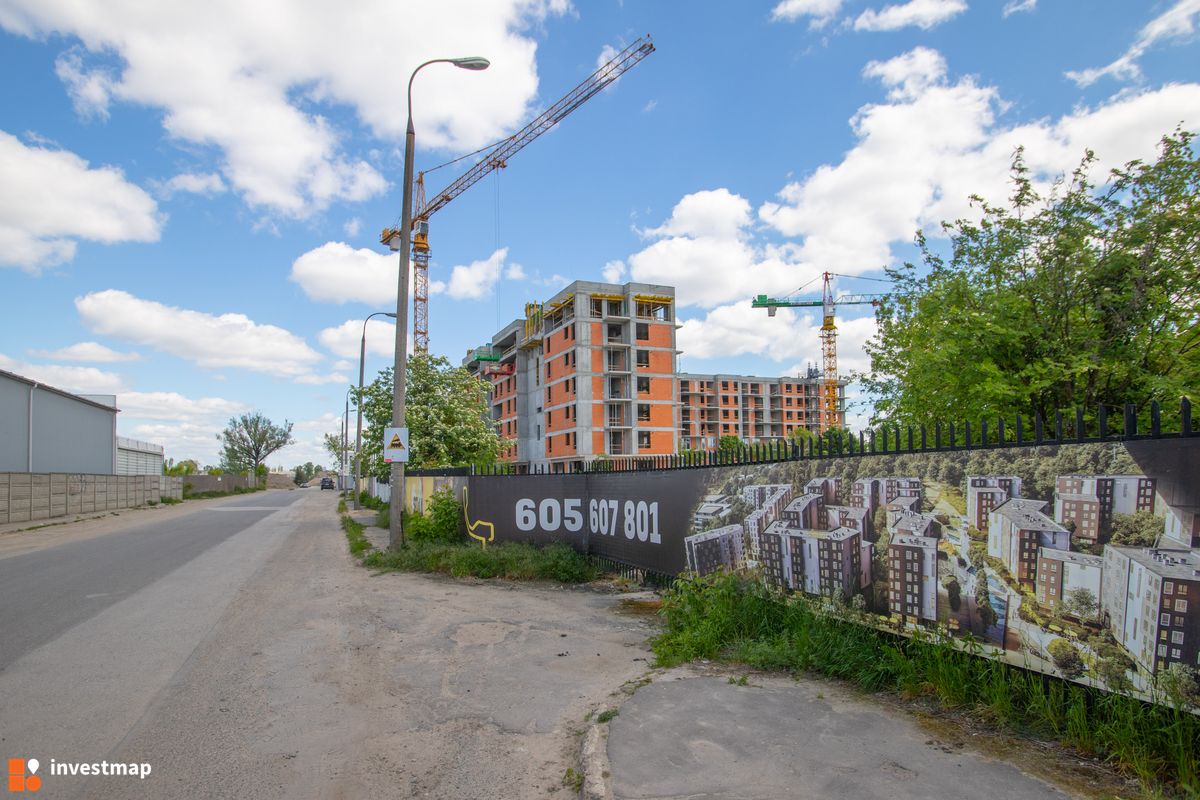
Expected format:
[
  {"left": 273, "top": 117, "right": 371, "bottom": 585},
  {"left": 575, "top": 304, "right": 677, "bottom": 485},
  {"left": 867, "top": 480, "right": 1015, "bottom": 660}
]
[
  {"left": 752, "top": 272, "right": 886, "bottom": 433},
  {"left": 382, "top": 35, "right": 656, "bottom": 353}
]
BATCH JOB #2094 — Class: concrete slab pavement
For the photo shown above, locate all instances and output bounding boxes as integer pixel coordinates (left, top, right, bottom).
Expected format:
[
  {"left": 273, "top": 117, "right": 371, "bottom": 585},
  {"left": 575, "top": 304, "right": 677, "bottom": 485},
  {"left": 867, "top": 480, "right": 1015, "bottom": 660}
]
[{"left": 587, "top": 667, "right": 1122, "bottom": 800}]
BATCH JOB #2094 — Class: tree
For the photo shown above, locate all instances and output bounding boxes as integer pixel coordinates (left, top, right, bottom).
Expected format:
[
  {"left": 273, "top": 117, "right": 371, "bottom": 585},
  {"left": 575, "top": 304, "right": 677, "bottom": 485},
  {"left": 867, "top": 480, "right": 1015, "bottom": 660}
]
[
  {"left": 1062, "top": 586, "right": 1099, "bottom": 622},
  {"left": 164, "top": 458, "right": 199, "bottom": 476},
  {"left": 323, "top": 432, "right": 345, "bottom": 470},
  {"left": 975, "top": 569, "right": 998, "bottom": 629},
  {"left": 1047, "top": 638, "right": 1084, "bottom": 679},
  {"left": 946, "top": 578, "right": 961, "bottom": 611},
  {"left": 1109, "top": 511, "right": 1160, "bottom": 547},
  {"left": 717, "top": 435, "right": 743, "bottom": 453},
  {"left": 216, "top": 412, "right": 294, "bottom": 485},
  {"left": 865, "top": 131, "right": 1200, "bottom": 428},
  {"left": 358, "top": 352, "right": 504, "bottom": 479}
]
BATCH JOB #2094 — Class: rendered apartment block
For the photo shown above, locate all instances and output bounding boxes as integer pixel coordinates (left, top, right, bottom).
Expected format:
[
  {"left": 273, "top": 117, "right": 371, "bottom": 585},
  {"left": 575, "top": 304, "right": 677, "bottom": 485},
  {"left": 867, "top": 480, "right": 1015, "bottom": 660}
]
[
  {"left": 966, "top": 476, "right": 1023, "bottom": 531},
  {"left": 889, "top": 534, "right": 939, "bottom": 623},
  {"left": 885, "top": 495, "right": 922, "bottom": 532},
  {"left": 1035, "top": 548, "right": 1103, "bottom": 614},
  {"left": 741, "top": 484, "right": 793, "bottom": 562},
  {"left": 781, "top": 492, "right": 826, "bottom": 530},
  {"left": 684, "top": 524, "right": 746, "bottom": 576},
  {"left": 1054, "top": 475, "right": 1157, "bottom": 545},
  {"left": 987, "top": 498, "right": 1071, "bottom": 589},
  {"left": 827, "top": 505, "right": 871, "bottom": 539},
  {"left": 894, "top": 512, "right": 940, "bottom": 539},
  {"left": 693, "top": 495, "right": 733, "bottom": 529},
  {"left": 677, "top": 367, "right": 845, "bottom": 449},
  {"left": 850, "top": 478, "right": 879, "bottom": 513},
  {"left": 760, "top": 521, "right": 872, "bottom": 601},
  {"left": 464, "top": 281, "right": 678, "bottom": 473},
  {"left": 804, "top": 476, "right": 842, "bottom": 504},
  {"left": 1164, "top": 506, "right": 1200, "bottom": 548},
  {"left": 1101, "top": 546, "right": 1200, "bottom": 675}
]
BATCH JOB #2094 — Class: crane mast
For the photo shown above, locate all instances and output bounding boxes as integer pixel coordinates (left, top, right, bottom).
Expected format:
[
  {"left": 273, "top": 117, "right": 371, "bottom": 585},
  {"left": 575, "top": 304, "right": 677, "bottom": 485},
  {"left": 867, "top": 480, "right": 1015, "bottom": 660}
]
[
  {"left": 752, "top": 272, "right": 884, "bottom": 433},
  {"left": 383, "top": 35, "right": 656, "bottom": 353}
]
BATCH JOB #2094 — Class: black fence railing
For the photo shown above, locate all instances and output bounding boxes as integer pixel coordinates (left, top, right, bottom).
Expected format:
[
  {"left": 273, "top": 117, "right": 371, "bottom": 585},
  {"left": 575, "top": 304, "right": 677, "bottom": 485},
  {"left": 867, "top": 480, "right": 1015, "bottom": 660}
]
[{"left": 469, "top": 397, "right": 1195, "bottom": 476}]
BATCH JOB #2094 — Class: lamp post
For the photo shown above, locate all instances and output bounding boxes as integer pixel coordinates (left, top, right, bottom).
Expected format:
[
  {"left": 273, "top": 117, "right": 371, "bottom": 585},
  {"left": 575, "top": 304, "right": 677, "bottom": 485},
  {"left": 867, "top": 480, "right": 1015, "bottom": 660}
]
[
  {"left": 343, "top": 386, "right": 354, "bottom": 495},
  {"left": 390, "top": 54, "right": 490, "bottom": 550},
  {"left": 354, "top": 311, "right": 397, "bottom": 510}
]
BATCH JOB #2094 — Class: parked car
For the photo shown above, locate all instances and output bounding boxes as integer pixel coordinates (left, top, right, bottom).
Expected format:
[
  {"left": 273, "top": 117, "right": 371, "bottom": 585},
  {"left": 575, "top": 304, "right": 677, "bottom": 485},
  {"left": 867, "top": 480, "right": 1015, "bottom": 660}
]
[{"left": 320, "top": 477, "right": 335, "bottom": 490}]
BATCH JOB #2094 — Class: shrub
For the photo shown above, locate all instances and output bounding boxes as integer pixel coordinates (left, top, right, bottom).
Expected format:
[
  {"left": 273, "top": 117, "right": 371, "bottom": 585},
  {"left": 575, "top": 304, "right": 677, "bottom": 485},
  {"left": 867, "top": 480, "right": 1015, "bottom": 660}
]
[
  {"left": 1048, "top": 638, "right": 1085, "bottom": 680},
  {"left": 406, "top": 487, "right": 462, "bottom": 544}
]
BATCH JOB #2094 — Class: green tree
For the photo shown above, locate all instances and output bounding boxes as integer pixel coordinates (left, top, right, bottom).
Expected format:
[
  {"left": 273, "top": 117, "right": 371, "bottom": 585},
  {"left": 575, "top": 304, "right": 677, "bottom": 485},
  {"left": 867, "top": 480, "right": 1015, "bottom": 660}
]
[
  {"left": 323, "top": 432, "right": 345, "bottom": 469},
  {"left": 1047, "top": 638, "right": 1085, "bottom": 679},
  {"left": 975, "top": 569, "right": 998, "bottom": 629},
  {"left": 164, "top": 458, "right": 199, "bottom": 476},
  {"left": 717, "top": 435, "right": 743, "bottom": 453},
  {"left": 1109, "top": 511, "right": 1161, "bottom": 547},
  {"left": 359, "top": 352, "right": 504, "bottom": 479},
  {"left": 865, "top": 131, "right": 1200, "bottom": 427},
  {"left": 216, "top": 412, "right": 294, "bottom": 485},
  {"left": 1062, "top": 586, "right": 1099, "bottom": 622}
]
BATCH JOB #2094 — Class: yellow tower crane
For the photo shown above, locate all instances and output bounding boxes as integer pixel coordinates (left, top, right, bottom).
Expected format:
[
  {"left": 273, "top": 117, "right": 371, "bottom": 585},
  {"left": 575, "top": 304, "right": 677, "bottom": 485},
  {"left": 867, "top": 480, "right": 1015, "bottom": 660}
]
[
  {"left": 382, "top": 35, "right": 656, "bottom": 353},
  {"left": 752, "top": 272, "right": 885, "bottom": 433}
]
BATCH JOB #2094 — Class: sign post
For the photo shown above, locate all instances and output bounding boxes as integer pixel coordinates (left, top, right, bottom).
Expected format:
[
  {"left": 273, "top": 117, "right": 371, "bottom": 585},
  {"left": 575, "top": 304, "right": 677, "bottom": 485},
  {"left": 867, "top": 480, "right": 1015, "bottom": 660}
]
[{"left": 383, "top": 427, "right": 409, "bottom": 464}]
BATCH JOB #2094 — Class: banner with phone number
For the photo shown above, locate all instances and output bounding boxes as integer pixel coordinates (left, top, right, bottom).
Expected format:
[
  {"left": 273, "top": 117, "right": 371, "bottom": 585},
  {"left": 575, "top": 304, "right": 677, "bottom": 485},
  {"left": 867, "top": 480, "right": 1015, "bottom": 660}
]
[{"left": 463, "top": 470, "right": 709, "bottom": 575}]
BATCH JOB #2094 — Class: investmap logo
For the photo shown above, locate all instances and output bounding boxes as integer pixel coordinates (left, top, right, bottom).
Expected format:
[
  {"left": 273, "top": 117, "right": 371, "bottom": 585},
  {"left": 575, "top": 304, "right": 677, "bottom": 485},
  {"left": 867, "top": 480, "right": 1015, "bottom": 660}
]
[
  {"left": 7, "top": 757, "right": 152, "bottom": 792},
  {"left": 7, "top": 760, "right": 40, "bottom": 793}
]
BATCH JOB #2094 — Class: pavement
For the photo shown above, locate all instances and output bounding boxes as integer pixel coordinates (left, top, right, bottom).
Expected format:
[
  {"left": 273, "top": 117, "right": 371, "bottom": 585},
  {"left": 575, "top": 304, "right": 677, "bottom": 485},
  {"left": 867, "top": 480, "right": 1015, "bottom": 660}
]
[{"left": 0, "top": 489, "right": 1119, "bottom": 799}]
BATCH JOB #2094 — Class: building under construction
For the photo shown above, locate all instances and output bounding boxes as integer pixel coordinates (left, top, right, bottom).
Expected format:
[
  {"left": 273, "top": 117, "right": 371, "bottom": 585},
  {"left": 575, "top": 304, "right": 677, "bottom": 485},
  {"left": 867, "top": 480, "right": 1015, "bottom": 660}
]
[{"left": 464, "top": 280, "right": 846, "bottom": 473}]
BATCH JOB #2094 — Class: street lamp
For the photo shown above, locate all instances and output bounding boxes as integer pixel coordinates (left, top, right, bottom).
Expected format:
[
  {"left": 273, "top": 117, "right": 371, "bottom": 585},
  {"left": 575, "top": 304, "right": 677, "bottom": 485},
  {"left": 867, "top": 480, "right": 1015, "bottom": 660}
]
[
  {"left": 343, "top": 386, "right": 354, "bottom": 495},
  {"left": 354, "top": 311, "right": 397, "bottom": 510},
  {"left": 390, "top": 54, "right": 490, "bottom": 550}
]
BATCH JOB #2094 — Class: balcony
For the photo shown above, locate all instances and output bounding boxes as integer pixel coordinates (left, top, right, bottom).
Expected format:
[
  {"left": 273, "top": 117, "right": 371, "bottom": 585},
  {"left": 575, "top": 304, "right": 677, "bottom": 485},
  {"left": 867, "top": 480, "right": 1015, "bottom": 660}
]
[
  {"left": 605, "top": 381, "right": 631, "bottom": 400},
  {"left": 605, "top": 352, "right": 630, "bottom": 372}
]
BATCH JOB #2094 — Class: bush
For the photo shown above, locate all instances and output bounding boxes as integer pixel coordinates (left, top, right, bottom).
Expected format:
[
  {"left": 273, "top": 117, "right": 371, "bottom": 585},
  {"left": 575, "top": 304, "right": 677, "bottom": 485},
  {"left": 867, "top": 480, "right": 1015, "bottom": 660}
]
[
  {"left": 362, "top": 541, "right": 597, "bottom": 583},
  {"left": 405, "top": 487, "right": 462, "bottom": 544}
]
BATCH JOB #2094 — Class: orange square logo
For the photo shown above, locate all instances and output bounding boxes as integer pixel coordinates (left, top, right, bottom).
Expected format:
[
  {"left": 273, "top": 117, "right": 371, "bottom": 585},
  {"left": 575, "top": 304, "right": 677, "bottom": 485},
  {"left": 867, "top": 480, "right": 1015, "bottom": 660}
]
[{"left": 7, "top": 759, "right": 40, "bottom": 793}]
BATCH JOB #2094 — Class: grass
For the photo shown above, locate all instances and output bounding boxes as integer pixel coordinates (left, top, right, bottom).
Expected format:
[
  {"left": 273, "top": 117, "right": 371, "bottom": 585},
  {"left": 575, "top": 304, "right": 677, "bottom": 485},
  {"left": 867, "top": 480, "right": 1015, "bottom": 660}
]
[
  {"left": 361, "top": 540, "right": 600, "bottom": 583},
  {"left": 596, "top": 709, "right": 619, "bottom": 723},
  {"left": 342, "top": 515, "right": 373, "bottom": 558},
  {"left": 653, "top": 571, "right": 1200, "bottom": 798}
]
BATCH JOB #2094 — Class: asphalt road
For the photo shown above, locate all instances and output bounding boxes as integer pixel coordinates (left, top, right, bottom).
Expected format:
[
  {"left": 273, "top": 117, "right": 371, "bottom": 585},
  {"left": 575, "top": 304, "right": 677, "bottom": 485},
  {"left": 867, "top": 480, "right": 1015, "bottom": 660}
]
[{"left": 0, "top": 491, "right": 301, "bottom": 670}]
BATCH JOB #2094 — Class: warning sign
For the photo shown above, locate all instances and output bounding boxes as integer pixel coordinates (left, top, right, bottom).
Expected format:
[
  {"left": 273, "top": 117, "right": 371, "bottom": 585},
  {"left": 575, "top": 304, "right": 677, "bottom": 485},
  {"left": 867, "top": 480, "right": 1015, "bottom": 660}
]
[{"left": 383, "top": 426, "right": 409, "bottom": 463}]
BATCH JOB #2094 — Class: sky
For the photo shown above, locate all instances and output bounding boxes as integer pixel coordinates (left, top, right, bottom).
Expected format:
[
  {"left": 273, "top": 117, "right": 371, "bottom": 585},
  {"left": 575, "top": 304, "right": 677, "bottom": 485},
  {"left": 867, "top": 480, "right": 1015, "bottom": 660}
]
[{"left": 1, "top": 0, "right": 1198, "bottom": 469}]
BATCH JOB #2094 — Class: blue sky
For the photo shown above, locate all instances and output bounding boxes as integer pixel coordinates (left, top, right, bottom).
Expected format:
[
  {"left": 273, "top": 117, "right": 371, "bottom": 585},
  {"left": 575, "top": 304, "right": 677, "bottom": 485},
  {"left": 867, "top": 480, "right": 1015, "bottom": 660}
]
[{"left": 1, "top": 0, "right": 1198, "bottom": 468}]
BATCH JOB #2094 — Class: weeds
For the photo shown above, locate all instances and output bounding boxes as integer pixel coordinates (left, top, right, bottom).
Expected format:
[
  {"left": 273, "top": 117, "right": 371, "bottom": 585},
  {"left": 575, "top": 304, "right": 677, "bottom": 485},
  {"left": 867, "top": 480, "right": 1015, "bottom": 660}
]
[
  {"left": 653, "top": 571, "right": 1200, "bottom": 797},
  {"left": 596, "top": 709, "right": 618, "bottom": 723},
  {"left": 362, "top": 541, "right": 599, "bottom": 583},
  {"left": 562, "top": 767, "right": 583, "bottom": 792},
  {"left": 342, "top": 515, "right": 372, "bottom": 558}
]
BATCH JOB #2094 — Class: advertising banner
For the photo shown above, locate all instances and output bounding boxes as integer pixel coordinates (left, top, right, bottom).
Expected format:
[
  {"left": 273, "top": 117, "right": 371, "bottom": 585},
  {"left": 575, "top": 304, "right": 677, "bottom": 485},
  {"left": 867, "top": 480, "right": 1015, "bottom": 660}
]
[{"left": 467, "top": 438, "right": 1200, "bottom": 706}]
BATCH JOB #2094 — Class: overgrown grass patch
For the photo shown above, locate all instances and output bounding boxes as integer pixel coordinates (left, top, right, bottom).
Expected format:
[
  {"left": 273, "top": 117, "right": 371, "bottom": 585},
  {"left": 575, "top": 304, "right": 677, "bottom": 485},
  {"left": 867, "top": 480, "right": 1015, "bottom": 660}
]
[
  {"left": 342, "top": 515, "right": 372, "bottom": 558},
  {"left": 362, "top": 540, "right": 599, "bottom": 583},
  {"left": 654, "top": 571, "right": 1200, "bottom": 797}
]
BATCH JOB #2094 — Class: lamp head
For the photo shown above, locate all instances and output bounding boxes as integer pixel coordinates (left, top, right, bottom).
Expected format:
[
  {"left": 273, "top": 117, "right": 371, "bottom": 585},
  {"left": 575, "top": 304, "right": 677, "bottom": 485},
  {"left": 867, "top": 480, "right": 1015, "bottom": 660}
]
[{"left": 451, "top": 57, "right": 490, "bottom": 71}]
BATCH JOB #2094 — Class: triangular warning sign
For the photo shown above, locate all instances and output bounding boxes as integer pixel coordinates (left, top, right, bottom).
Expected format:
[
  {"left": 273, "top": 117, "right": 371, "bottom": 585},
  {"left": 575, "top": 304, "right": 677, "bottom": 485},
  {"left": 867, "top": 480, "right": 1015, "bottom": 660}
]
[{"left": 389, "top": 434, "right": 405, "bottom": 449}]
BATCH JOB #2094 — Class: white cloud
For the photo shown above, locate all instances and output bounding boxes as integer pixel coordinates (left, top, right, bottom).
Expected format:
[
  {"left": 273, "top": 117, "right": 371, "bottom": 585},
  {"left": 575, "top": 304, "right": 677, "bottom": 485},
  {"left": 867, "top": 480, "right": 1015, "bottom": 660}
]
[
  {"left": 854, "top": 0, "right": 967, "bottom": 31},
  {"left": 758, "top": 48, "right": 1200, "bottom": 274},
  {"left": 54, "top": 49, "right": 114, "bottom": 120},
  {"left": 1067, "top": 0, "right": 1200, "bottom": 87},
  {"left": 862, "top": 46, "right": 946, "bottom": 99},
  {"left": 294, "top": 371, "right": 350, "bottom": 386},
  {"left": 343, "top": 217, "right": 362, "bottom": 237},
  {"left": 159, "top": 172, "right": 226, "bottom": 198},
  {"left": 642, "top": 99, "right": 657, "bottom": 113},
  {"left": 318, "top": 318, "right": 397, "bottom": 359},
  {"left": 771, "top": 0, "right": 845, "bottom": 28},
  {"left": 445, "top": 248, "right": 509, "bottom": 300},
  {"left": 290, "top": 241, "right": 399, "bottom": 305},
  {"left": 678, "top": 304, "right": 878, "bottom": 376},
  {"left": 122, "top": 420, "right": 226, "bottom": 465},
  {"left": 30, "top": 341, "right": 142, "bottom": 363},
  {"left": 0, "top": 1, "right": 571, "bottom": 217},
  {"left": 75, "top": 289, "right": 327, "bottom": 380},
  {"left": 601, "top": 259, "right": 626, "bottom": 283},
  {"left": 627, "top": 190, "right": 819, "bottom": 308},
  {"left": 0, "top": 353, "right": 127, "bottom": 394},
  {"left": 117, "top": 391, "right": 248, "bottom": 420},
  {"left": 0, "top": 131, "right": 161, "bottom": 272},
  {"left": 504, "top": 262, "right": 527, "bottom": 280},
  {"left": 1002, "top": 0, "right": 1036, "bottom": 17}
]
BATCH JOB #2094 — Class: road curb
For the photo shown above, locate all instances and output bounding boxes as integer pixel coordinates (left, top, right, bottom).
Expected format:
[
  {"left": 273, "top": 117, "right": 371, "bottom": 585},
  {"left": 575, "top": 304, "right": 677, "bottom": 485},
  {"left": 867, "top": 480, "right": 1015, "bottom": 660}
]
[{"left": 581, "top": 721, "right": 613, "bottom": 800}]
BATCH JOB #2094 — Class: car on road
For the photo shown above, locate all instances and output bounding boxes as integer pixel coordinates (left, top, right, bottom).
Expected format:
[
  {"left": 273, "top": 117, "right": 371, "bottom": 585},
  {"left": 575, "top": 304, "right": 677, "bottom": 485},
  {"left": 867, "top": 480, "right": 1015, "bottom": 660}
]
[{"left": 320, "top": 477, "right": 335, "bottom": 490}]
